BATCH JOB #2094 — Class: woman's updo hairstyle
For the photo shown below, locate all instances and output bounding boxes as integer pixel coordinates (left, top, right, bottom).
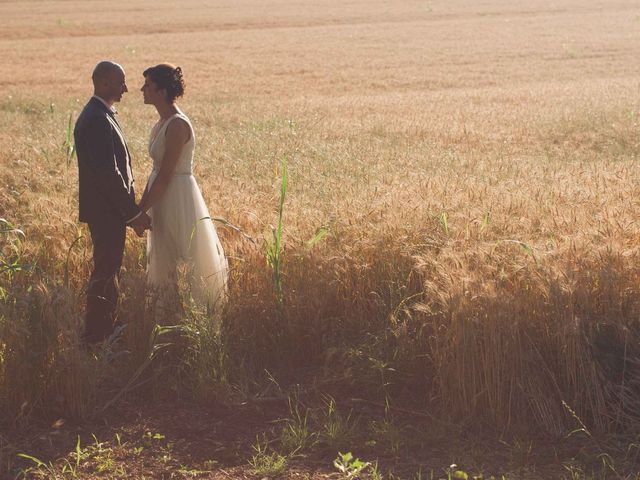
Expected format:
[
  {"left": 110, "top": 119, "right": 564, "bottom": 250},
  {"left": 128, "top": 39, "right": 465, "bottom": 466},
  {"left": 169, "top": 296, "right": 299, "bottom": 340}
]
[{"left": 143, "top": 63, "right": 185, "bottom": 102}]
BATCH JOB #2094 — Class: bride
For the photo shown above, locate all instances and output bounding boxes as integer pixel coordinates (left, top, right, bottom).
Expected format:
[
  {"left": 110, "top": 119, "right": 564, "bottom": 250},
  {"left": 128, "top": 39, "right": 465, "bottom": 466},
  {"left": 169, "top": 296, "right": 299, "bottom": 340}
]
[{"left": 138, "top": 63, "right": 228, "bottom": 313}]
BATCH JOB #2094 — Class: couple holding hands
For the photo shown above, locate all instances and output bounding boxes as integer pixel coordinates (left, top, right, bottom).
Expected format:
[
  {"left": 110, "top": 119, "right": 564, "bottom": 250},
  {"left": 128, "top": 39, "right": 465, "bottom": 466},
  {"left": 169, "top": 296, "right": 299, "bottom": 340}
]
[{"left": 74, "top": 61, "right": 228, "bottom": 344}]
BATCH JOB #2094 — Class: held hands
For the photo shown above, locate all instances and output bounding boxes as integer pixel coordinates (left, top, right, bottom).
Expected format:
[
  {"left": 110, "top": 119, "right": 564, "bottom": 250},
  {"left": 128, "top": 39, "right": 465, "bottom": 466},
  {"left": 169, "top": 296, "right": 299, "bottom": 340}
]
[{"left": 129, "top": 212, "right": 152, "bottom": 237}]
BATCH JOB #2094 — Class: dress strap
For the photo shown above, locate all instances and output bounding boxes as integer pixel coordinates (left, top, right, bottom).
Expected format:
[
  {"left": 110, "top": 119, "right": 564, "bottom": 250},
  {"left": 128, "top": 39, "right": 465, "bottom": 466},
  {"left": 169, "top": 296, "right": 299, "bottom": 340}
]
[{"left": 165, "top": 113, "right": 193, "bottom": 141}]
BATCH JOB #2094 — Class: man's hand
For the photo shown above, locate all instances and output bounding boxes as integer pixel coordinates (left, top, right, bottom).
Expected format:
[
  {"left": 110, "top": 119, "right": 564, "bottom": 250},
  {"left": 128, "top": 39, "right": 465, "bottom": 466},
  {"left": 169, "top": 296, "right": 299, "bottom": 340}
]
[{"left": 129, "top": 212, "right": 152, "bottom": 237}]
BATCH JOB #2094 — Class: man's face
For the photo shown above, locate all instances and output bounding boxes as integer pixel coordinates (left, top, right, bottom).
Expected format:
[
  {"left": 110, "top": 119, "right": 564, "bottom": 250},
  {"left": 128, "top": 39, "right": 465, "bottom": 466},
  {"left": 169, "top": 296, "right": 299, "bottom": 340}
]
[{"left": 106, "top": 68, "right": 128, "bottom": 103}]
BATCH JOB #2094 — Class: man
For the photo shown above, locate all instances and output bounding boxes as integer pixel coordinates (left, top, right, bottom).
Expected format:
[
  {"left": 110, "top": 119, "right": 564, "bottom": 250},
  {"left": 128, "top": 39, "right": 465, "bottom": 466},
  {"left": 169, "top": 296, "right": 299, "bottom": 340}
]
[{"left": 74, "top": 61, "right": 151, "bottom": 344}]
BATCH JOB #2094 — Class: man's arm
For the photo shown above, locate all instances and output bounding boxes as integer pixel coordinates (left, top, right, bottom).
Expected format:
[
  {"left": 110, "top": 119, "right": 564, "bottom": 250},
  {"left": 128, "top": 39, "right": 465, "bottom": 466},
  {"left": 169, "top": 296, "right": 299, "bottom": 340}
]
[{"left": 82, "top": 115, "right": 141, "bottom": 222}]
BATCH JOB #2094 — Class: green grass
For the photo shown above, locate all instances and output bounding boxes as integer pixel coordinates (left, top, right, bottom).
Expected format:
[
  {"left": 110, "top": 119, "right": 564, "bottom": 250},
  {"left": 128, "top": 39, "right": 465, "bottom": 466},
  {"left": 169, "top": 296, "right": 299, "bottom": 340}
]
[{"left": 249, "top": 435, "right": 288, "bottom": 477}]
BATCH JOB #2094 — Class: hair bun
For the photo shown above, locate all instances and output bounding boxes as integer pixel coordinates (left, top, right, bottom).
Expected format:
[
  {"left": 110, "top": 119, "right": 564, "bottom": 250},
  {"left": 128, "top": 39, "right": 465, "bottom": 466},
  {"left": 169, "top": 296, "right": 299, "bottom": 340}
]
[{"left": 143, "top": 63, "right": 186, "bottom": 102}]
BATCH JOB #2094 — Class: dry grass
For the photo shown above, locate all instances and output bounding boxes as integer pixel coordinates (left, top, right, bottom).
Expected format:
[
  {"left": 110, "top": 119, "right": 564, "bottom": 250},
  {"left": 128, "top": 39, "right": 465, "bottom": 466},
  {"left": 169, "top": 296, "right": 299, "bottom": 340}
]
[{"left": 2, "top": 0, "right": 640, "bottom": 453}]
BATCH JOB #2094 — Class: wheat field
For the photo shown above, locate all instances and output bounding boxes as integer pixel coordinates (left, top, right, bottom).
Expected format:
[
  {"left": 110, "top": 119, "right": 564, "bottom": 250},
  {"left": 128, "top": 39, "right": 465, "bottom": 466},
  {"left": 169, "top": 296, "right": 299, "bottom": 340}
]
[{"left": 1, "top": 0, "right": 640, "bottom": 475}]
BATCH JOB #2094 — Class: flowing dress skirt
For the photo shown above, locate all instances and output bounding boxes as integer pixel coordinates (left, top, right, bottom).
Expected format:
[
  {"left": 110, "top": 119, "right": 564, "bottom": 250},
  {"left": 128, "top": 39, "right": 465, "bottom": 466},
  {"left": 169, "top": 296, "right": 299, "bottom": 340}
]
[{"left": 146, "top": 172, "right": 228, "bottom": 310}]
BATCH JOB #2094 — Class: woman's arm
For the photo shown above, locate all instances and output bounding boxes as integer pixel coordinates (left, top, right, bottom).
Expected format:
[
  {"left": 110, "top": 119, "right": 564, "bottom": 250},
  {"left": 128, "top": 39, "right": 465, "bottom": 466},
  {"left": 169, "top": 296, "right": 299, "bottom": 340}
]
[{"left": 139, "top": 118, "right": 190, "bottom": 212}]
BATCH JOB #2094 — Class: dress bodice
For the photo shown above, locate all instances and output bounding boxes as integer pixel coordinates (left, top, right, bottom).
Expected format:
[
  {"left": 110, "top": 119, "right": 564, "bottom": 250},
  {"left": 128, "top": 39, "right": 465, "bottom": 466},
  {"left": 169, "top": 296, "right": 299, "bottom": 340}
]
[{"left": 148, "top": 112, "right": 195, "bottom": 175}]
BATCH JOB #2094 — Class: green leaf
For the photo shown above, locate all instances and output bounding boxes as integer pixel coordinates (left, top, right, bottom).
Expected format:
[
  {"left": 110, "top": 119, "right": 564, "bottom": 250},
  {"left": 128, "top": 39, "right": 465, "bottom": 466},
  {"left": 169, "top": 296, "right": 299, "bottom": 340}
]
[
  {"left": 66, "top": 112, "right": 73, "bottom": 145},
  {"left": 75, "top": 435, "right": 82, "bottom": 468},
  {"left": 306, "top": 226, "right": 329, "bottom": 247},
  {"left": 440, "top": 211, "right": 449, "bottom": 234},
  {"left": 481, "top": 209, "right": 491, "bottom": 230},
  {"left": 17, "top": 453, "right": 46, "bottom": 467}
]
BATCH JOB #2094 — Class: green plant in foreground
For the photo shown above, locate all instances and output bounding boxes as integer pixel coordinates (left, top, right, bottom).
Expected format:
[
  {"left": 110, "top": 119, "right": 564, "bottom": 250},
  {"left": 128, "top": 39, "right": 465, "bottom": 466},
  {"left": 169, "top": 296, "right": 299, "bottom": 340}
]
[
  {"left": 98, "top": 324, "right": 182, "bottom": 414},
  {"left": 333, "top": 451, "right": 371, "bottom": 479},
  {"left": 368, "top": 418, "right": 405, "bottom": 455},
  {"left": 266, "top": 156, "right": 288, "bottom": 301},
  {"left": 16, "top": 436, "right": 82, "bottom": 479},
  {"left": 319, "top": 396, "right": 357, "bottom": 453},
  {"left": 248, "top": 434, "right": 287, "bottom": 477},
  {"left": 279, "top": 395, "right": 317, "bottom": 454},
  {"left": 0, "top": 218, "right": 26, "bottom": 279},
  {"left": 444, "top": 464, "right": 469, "bottom": 480},
  {"left": 439, "top": 211, "right": 449, "bottom": 235},
  {"left": 63, "top": 112, "right": 75, "bottom": 165},
  {"left": 16, "top": 452, "right": 69, "bottom": 479}
]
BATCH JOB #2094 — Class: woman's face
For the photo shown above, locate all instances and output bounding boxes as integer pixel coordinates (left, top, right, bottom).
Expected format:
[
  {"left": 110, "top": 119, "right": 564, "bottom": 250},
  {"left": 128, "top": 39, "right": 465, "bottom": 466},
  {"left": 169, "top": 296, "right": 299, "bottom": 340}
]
[{"left": 140, "top": 76, "right": 165, "bottom": 105}]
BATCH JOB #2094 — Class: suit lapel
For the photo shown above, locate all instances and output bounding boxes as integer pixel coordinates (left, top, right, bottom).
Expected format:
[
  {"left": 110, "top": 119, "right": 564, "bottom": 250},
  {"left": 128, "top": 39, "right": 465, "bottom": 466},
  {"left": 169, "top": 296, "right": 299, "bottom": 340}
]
[
  {"left": 105, "top": 112, "right": 134, "bottom": 191},
  {"left": 89, "top": 98, "right": 134, "bottom": 191},
  {"left": 106, "top": 114, "right": 126, "bottom": 147}
]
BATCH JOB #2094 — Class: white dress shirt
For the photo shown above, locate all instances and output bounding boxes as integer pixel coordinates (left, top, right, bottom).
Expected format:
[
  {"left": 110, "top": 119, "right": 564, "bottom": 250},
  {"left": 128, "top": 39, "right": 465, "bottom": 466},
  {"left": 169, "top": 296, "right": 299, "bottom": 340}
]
[{"left": 92, "top": 94, "right": 117, "bottom": 113}]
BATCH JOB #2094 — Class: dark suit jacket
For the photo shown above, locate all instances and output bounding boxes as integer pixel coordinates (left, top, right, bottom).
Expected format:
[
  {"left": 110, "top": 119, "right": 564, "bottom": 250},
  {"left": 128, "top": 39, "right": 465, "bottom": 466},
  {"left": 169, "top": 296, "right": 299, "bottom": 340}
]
[{"left": 74, "top": 97, "right": 140, "bottom": 224}]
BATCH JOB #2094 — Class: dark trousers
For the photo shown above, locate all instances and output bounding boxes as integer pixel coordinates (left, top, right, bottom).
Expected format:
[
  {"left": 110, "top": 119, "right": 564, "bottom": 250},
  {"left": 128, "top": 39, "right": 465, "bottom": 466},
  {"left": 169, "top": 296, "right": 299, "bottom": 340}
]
[{"left": 84, "top": 220, "right": 126, "bottom": 343}]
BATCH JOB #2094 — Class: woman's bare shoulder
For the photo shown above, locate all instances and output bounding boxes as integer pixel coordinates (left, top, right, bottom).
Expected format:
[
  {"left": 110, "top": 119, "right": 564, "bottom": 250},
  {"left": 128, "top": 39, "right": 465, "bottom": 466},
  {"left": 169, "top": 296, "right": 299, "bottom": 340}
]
[{"left": 165, "top": 115, "right": 191, "bottom": 142}]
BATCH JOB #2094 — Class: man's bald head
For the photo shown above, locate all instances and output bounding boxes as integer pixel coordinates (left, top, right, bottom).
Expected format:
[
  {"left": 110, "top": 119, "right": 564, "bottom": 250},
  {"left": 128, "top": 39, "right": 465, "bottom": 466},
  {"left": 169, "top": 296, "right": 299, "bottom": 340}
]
[
  {"left": 92, "top": 61, "right": 124, "bottom": 85},
  {"left": 92, "top": 61, "right": 128, "bottom": 105}
]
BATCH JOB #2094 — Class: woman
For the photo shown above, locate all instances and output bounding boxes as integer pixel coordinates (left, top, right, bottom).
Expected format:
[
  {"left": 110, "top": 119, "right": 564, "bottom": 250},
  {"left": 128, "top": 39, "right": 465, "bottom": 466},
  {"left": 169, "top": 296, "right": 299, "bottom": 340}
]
[{"left": 139, "top": 63, "right": 228, "bottom": 313}]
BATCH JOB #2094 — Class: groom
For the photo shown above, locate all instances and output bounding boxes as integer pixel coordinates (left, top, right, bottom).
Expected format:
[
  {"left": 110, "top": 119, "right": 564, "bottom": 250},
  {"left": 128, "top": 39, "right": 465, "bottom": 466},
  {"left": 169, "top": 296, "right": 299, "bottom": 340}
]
[{"left": 74, "top": 60, "right": 151, "bottom": 344}]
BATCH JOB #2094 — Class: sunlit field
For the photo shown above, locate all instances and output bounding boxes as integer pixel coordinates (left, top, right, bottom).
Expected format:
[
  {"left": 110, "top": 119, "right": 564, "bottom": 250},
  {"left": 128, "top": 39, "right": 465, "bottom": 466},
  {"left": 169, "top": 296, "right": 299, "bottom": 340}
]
[{"left": 2, "top": 0, "right": 640, "bottom": 477}]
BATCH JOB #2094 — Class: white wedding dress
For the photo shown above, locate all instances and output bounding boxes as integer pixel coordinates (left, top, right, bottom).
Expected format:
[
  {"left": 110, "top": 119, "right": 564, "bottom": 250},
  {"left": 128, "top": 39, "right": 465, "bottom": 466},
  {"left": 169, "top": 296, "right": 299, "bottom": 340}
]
[{"left": 145, "top": 111, "right": 228, "bottom": 310}]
